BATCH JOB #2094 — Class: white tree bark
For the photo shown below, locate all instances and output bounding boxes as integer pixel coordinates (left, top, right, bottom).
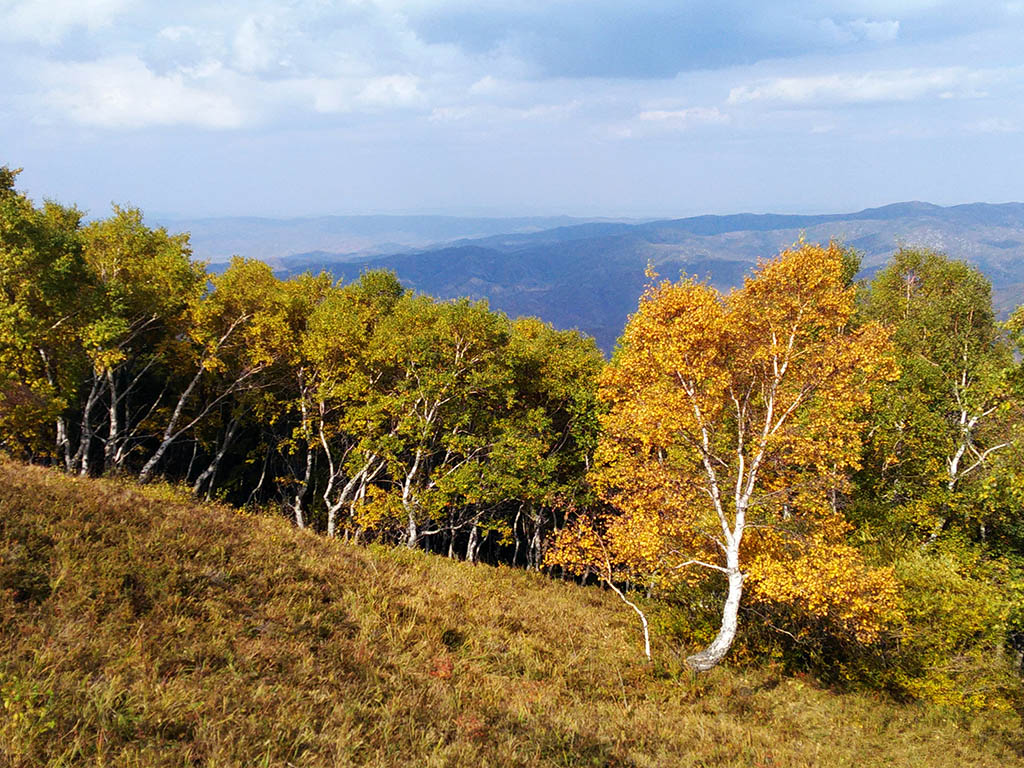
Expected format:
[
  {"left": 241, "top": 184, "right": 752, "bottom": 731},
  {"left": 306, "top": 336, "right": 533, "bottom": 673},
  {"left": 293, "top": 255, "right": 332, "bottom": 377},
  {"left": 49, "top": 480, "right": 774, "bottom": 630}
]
[{"left": 686, "top": 549, "right": 744, "bottom": 672}]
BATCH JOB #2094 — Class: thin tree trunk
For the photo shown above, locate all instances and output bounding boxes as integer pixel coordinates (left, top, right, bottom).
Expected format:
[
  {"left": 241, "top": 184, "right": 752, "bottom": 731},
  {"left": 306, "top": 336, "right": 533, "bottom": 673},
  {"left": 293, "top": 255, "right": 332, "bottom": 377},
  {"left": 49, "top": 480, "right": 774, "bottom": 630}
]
[
  {"left": 246, "top": 447, "right": 271, "bottom": 507},
  {"left": 403, "top": 447, "right": 424, "bottom": 548},
  {"left": 192, "top": 417, "right": 239, "bottom": 498},
  {"left": 528, "top": 510, "right": 545, "bottom": 570},
  {"left": 74, "top": 372, "right": 105, "bottom": 476},
  {"left": 138, "top": 363, "right": 206, "bottom": 484},
  {"left": 55, "top": 415, "right": 72, "bottom": 471},
  {"left": 103, "top": 367, "right": 120, "bottom": 473},
  {"left": 38, "top": 348, "right": 72, "bottom": 470},
  {"left": 326, "top": 454, "right": 380, "bottom": 538},
  {"left": 605, "top": 576, "right": 652, "bottom": 661},
  {"left": 686, "top": 548, "right": 744, "bottom": 672},
  {"left": 138, "top": 318, "right": 253, "bottom": 484},
  {"left": 292, "top": 381, "right": 314, "bottom": 529},
  {"left": 292, "top": 445, "right": 314, "bottom": 529},
  {"left": 512, "top": 504, "right": 523, "bottom": 566},
  {"left": 465, "top": 523, "right": 479, "bottom": 563}
]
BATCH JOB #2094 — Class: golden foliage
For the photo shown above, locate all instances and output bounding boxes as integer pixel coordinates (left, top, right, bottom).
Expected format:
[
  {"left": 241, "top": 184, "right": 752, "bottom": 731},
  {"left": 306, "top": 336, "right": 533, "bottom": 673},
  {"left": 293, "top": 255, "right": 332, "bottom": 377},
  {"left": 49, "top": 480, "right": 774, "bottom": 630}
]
[
  {"left": 550, "top": 242, "right": 901, "bottom": 644},
  {"left": 746, "top": 531, "right": 903, "bottom": 644}
]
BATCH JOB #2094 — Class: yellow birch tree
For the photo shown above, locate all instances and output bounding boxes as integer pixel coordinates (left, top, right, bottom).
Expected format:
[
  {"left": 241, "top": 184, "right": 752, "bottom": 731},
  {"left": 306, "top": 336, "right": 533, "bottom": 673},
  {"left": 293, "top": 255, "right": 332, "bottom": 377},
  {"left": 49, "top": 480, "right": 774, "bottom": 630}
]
[{"left": 549, "top": 242, "right": 901, "bottom": 670}]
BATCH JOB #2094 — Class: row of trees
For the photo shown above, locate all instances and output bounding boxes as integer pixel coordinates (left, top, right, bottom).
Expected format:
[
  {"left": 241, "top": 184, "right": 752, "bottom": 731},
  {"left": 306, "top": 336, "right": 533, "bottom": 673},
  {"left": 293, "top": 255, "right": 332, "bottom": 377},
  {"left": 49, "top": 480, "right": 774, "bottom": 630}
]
[
  {"left": 0, "top": 167, "right": 601, "bottom": 564},
  {"left": 2, "top": 166, "right": 1022, "bottom": 704}
]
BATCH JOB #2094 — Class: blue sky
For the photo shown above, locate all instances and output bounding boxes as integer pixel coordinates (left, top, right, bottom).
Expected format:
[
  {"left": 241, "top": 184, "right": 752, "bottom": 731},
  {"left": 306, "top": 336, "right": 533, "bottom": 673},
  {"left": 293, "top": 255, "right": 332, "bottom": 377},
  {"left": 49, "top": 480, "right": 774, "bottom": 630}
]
[{"left": 2, "top": 0, "right": 1023, "bottom": 218}]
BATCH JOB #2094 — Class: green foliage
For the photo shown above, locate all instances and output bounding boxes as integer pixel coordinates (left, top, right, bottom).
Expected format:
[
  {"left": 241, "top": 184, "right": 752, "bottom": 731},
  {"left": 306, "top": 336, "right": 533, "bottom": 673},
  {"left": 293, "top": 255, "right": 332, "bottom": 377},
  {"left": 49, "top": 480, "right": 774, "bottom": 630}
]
[
  {"left": 855, "top": 248, "right": 1019, "bottom": 545},
  {"left": 887, "top": 543, "right": 1023, "bottom": 711},
  {"left": 0, "top": 167, "right": 92, "bottom": 459}
]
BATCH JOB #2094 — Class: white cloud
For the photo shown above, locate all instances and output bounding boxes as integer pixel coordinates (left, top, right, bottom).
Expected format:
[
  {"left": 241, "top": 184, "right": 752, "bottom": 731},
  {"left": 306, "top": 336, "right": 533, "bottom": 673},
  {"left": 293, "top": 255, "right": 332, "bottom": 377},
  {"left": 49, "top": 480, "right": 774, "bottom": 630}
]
[
  {"left": 637, "top": 107, "right": 730, "bottom": 126},
  {"left": 728, "top": 67, "right": 986, "bottom": 106},
  {"left": 469, "top": 75, "right": 501, "bottom": 95},
  {"left": 358, "top": 75, "right": 423, "bottom": 108},
  {"left": 428, "top": 99, "right": 580, "bottom": 123},
  {"left": 971, "top": 117, "right": 1019, "bottom": 133},
  {"left": 850, "top": 18, "right": 901, "bottom": 42},
  {"left": 1, "top": 0, "right": 134, "bottom": 44},
  {"left": 817, "top": 17, "right": 900, "bottom": 45},
  {"left": 608, "top": 106, "right": 731, "bottom": 139},
  {"left": 40, "top": 56, "right": 248, "bottom": 129},
  {"left": 232, "top": 14, "right": 289, "bottom": 74}
]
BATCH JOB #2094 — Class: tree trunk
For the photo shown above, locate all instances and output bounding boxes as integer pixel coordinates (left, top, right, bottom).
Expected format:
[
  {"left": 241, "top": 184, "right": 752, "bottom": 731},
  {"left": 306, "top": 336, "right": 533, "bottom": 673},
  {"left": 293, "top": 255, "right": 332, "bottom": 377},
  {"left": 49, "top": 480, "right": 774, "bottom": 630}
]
[
  {"left": 192, "top": 417, "right": 238, "bottom": 499},
  {"left": 138, "top": 361, "right": 208, "bottom": 484},
  {"left": 55, "top": 415, "right": 72, "bottom": 471},
  {"left": 465, "top": 523, "right": 479, "bottom": 563},
  {"left": 406, "top": 508, "right": 418, "bottom": 549},
  {"left": 74, "top": 372, "right": 104, "bottom": 476},
  {"left": 103, "top": 367, "right": 120, "bottom": 473},
  {"left": 403, "top": 448, "right": 424, "bottom": 548},
  {"left": 528, "top": 510, "right": 545, "bottom": 570},
  {"left": 292, "top": 445, "right": 314, "bottom": 529},
  {"left": 512, "top": 504, "right": 523, "bottom": 566},
  {"left": 39, "top": 348, "right": 72, "bottom": 471},
  {"left": 686, "top": 556, "right": 744, "bottom": 672}
]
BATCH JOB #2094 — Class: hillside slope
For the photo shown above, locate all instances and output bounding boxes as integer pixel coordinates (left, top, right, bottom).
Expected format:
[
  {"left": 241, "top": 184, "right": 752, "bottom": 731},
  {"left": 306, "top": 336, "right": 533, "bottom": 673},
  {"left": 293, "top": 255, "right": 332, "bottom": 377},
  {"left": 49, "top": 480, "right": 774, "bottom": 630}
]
[{"left": 1, "top": 462, "right": 1021, "bottom": 767}]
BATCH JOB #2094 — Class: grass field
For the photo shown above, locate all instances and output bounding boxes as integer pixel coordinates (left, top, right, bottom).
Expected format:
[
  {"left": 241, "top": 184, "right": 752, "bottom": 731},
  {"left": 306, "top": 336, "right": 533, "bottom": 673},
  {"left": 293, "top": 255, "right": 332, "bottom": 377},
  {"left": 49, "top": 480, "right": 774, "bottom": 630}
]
[{"left": 1, "top": 460, "right": 1021, "bottom": 767}]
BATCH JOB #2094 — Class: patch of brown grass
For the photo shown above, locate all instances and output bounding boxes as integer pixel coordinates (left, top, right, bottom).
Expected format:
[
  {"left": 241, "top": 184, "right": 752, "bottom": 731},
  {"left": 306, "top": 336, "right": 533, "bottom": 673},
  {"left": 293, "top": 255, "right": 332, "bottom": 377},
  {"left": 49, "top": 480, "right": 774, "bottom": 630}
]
[{"left": 1, "top": 459, "right": 1021, "bottom": 767}]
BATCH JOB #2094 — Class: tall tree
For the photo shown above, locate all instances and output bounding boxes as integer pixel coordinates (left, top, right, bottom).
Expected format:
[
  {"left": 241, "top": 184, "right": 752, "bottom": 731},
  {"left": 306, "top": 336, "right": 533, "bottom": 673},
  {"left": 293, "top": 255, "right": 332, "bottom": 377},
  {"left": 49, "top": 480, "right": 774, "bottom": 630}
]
[
  {"left": 550, "top": 243, "right": 899, "bottom": 670},
  {"left": 78, "top": 206, "right": 204, "bottom": 475},
  {"left": 137, "top": 257, "right": 291, "bottom": 483},
  {"left": 364, "top": 296, "right": 512, "bottom": 549},
  {"left": 300, "top": 270, "right": 404, "bottom": 535},
  {"left": 501, "top": 317, "right": 603, "bottom": 568},
  {"left": 857, "top": 248, "right": 1018, "bottom": 544},
  {"left": 0, "top": 167, "right": 92, "bottom": 465}
]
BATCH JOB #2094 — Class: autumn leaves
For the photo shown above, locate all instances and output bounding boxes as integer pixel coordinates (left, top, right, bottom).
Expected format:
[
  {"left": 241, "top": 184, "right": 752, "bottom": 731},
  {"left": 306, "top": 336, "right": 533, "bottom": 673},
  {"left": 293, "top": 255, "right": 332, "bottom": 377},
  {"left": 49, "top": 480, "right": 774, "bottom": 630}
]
[{"left": 551, "top": 243, "right": 921, "bottom": 670}]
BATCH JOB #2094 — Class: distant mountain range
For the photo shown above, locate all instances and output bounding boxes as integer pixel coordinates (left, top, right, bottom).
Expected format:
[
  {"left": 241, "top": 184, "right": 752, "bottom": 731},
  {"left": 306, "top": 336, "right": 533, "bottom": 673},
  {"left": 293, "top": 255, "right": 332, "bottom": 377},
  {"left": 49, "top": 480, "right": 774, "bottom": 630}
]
[
  {"left": 161, "top": 203, "right": 1024, "bottom": 353},
  {"left": 153, "top": 214, "right": 632, "bottom": 266},
  {"left": 267, "top": 202, "right": 1024, "bottom": 353}
]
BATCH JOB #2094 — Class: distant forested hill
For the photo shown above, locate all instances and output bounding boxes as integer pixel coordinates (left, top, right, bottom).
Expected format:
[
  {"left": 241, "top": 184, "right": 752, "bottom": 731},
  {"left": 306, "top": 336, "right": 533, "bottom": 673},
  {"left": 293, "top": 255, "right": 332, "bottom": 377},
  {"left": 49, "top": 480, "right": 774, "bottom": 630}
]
[
  {"left": 154, "top": 214, "right": 628, "bottom": 267},
  {"left": 269, "top": 202, "right": 1024, "bottom": 352}
]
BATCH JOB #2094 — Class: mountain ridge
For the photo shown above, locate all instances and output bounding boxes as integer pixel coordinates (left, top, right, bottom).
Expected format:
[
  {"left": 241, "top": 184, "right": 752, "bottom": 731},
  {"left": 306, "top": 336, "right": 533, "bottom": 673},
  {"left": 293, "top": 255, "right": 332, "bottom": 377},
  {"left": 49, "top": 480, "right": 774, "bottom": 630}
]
[{"left": 277, "top": 201, "right": 1024, "bottom": 352}]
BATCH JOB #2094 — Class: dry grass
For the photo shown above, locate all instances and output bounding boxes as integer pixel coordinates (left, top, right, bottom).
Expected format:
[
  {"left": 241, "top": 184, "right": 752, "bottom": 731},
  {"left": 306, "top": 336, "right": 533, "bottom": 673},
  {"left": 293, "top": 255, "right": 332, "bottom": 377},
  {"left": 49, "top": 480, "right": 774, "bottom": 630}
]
[{"left": 1, "top": 459, "right": 1021, "bottom": 767}]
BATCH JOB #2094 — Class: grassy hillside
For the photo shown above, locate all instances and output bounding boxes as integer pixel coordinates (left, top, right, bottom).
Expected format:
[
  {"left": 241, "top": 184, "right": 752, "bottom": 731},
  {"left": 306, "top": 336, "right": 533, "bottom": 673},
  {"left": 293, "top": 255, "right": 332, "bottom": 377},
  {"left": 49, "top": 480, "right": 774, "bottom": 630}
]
[{"left": 1, "top": 461, "right": 1021, "bottom": 767}]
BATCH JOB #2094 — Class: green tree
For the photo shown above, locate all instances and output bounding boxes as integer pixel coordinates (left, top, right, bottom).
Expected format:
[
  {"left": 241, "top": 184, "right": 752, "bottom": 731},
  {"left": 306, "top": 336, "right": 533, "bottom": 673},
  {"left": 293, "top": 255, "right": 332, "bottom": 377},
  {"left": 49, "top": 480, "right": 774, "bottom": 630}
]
[
  {"left": 857, "top": 248, "right": 1019, "bottom": 545},
  {"left": 137, "top": 257, "right": 292, "bottom": 484},
  {"left": 501, "top": 317, "right": 603, "bottom": 568},
  {"left": 78, "top": 206, "right": 205, "bottom": 475},
  {"left": 363, "top": 295, "right": 513, "bottom": 549},
  {"left": 299, "top": 270, "right": 404, "bottom": 535},
  {"left": 0, "top": 167, "right": 92, "bottom": 464}
]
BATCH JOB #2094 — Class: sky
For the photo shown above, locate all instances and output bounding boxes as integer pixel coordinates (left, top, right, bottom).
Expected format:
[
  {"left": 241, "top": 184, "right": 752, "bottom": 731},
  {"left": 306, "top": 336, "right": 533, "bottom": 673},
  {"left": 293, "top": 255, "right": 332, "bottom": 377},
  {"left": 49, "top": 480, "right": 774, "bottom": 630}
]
[{"left": 2, "top": 0, "right": 1024, "bottom": 218}]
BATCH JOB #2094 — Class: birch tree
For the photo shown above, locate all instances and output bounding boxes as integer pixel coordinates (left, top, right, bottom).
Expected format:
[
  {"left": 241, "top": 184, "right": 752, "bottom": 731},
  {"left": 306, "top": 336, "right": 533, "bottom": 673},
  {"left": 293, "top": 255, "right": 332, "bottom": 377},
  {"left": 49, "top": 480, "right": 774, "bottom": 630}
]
[
  {"left": 550, "top": 243, "right": 899, "bottom": 670},
  {"left": 365, "top": 296, "right": 512, "bottom": 549},
  {"left": 300, "top": 270, "right": 403, "bottom": 536},
  {"left": 79, "top": 207, "right": 204, "bottom": 475},
  {"left": 858, "top": 248, "right": 1018, "bottom": 542},
  {"left": 0, "top": 167, "right": 92, "bottom": 463},
  {"left": 138, "top": 258, "right": 291, "bottom": 483}
]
